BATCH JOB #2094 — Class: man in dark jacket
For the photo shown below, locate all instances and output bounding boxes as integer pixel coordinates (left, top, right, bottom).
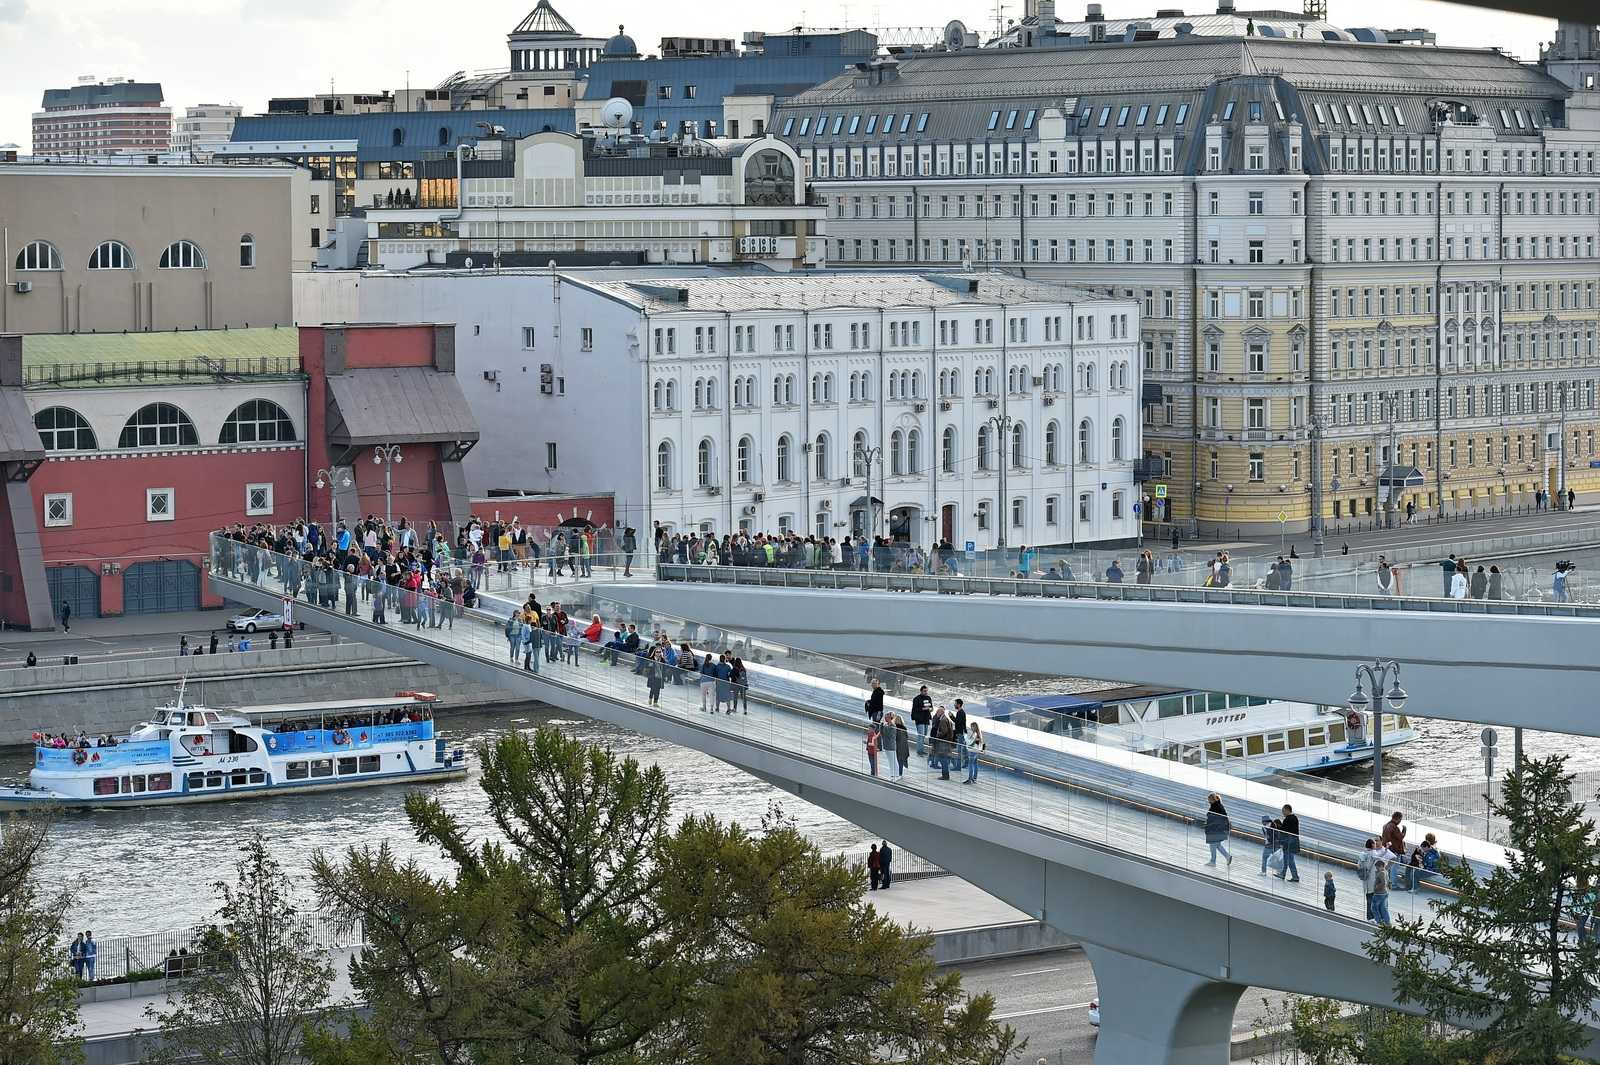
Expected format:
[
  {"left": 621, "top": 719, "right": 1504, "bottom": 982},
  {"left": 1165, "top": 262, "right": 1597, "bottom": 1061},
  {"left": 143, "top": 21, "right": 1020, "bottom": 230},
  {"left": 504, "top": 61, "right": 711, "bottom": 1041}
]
[
  {"left": 1278, "top": 804, "right": 1302, "bottom": 882},
  {"left": 910, "top": 685, "right": 933, "bottom": 755},
  {"left": 865, "top": 678, "right": 885, "bottom": 723},
  {"left": 929, "top": 707, "right": 956, "bottom": 780},
  {"left": 951, "top": 699, "right": 968, "bottom": 770},
  {"left": 879, "top": 841, "right": 894, "bottom": 889}
]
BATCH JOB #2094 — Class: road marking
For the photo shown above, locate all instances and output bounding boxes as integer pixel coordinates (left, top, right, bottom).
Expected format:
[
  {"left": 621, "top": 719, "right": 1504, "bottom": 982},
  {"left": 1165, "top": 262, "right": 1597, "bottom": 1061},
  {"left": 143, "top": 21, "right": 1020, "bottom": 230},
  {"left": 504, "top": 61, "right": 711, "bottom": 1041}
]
[
  {"left": 1008, "top": 966, "right": 1063, "bottom": 977},
  {"left": 994, "top": 1000, "right": 1095, "bottom": 1020}
]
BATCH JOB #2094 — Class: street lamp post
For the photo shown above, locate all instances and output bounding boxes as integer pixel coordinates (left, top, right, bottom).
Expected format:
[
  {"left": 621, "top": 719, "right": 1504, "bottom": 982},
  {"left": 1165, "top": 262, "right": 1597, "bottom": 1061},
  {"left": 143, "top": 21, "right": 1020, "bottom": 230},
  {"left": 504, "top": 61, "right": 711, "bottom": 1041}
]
[
  {"left": 987, "top": 413, "right": 1014, "bottom": 551},
  {"left": 1347, "top": 659, "right": 1407, "bottom": 798},
  {"left": 1379, "top": 392, "right": 1399, "bottom": 530},
  {"left": 853, "top": 443, "right": 883, "bottom": 554},
  {"left": 372, "top": 445, "right": 403, "bottom": 525},
  {"left": 1308, "top": 414, "right": 1326, "bottom": 558},
  {"left": 313, "top": 467, "right": 352, "bottom": 527}
]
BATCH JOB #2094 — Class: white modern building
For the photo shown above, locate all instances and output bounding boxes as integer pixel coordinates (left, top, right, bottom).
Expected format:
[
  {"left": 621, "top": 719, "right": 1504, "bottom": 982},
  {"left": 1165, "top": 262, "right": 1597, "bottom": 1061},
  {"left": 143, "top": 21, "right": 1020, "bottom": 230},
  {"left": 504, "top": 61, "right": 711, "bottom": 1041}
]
[
  {"left": 295, "top": 268, "right": 1142, "bottom": 548},
  {"left": 173, "top": 104, "right": 241, "bottom": 159},
  {"left": 364, "top": 126, "right": 823, "bottom": 271}
]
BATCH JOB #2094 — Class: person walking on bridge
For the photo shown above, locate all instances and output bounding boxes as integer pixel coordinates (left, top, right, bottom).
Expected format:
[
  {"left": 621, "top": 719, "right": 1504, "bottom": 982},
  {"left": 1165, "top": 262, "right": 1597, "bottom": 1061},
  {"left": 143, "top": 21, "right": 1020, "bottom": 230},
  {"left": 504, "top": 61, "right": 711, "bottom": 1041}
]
[
  {"left": 1204, "top": 794, "right": 1233, "bottom": 867},
  {"left": 891, "top": 714, "right": 910, "bottom": 778},
  {"left": 910, "top": 685, "right": 933, "bottom": 756},
  {"left": 930, "top": 706, "right": 956, "bottom": 781},
  {"left": 1438, "top": 554, "right": 1458, "bottom": 598},
  {"left": 1259, "top": 815, "right": 1280, "bottom": 875},
  {"left": 1277, "top": 804, "right": 1301, "bottom": 883}
]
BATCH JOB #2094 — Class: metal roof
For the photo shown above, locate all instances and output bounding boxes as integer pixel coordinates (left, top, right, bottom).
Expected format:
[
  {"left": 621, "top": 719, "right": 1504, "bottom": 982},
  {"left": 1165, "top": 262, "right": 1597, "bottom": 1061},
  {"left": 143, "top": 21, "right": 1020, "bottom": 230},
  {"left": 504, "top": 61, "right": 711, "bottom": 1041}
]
[
  {"left": 22, "top": 328, "right": 297, "bottom": 370},
  {"left": 0, "top": 388, "right": 45, "bottom": 463},
  {"left": 229, "top": 109, "right": 575, "bottom": 162},
  {"left": 40, "top": 81, "right": 164, "bottom": 109},
  {"left": 588, "top": 270, "right": 1115, "bottom": 313},
  {"left": 325, "top": 369, "right": 480, "bottom": 448}
]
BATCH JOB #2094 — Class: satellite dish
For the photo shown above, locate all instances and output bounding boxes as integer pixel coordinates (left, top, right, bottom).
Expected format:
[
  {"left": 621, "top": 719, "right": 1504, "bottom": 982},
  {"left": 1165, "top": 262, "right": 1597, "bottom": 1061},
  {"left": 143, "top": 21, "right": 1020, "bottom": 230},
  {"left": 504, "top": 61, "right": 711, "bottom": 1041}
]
[
  {"left": 944, "top": 19, "right": 968, "bottom": 49},
  {"left": 600, "top": 97, "right": 634, "bottom": 128}
]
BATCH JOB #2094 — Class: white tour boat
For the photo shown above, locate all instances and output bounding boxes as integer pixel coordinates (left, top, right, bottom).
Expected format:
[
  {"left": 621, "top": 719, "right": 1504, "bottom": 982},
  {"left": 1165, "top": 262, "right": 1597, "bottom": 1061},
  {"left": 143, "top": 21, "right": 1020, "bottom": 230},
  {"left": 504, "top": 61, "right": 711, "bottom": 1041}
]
[
  {"left": 0, "top": 686, "right": 468, "bottom": 810},
  {"left": 990, "top": 685, "right": 1415, "bottom": 778}
]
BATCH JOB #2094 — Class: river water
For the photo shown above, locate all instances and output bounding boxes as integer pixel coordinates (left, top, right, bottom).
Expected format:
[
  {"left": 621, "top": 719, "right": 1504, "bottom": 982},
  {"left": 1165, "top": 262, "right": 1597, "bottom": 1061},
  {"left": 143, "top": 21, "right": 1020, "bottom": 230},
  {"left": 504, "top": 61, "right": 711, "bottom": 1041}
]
[{"left": 25, "top": 668, "right": 1600, "bottom": 935}]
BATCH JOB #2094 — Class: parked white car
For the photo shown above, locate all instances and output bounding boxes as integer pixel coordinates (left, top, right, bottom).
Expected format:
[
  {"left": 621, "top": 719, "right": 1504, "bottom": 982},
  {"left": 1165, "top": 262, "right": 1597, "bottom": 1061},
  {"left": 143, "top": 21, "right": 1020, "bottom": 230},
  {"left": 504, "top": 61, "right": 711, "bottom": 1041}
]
[{"left": 226, "top": 608, "right": 284, "bottom": 633}]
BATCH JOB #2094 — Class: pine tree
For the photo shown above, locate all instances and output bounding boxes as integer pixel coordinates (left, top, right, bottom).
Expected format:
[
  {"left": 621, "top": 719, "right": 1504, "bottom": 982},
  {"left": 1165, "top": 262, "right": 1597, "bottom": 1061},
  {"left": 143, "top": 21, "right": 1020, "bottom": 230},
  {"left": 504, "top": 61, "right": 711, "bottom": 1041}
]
[
  {"left": 146, "top": 836, "right": 334, "bottom": 1065},
  {"left": 1366, "top": 755, "right": 1600, "bottom": 1065}
]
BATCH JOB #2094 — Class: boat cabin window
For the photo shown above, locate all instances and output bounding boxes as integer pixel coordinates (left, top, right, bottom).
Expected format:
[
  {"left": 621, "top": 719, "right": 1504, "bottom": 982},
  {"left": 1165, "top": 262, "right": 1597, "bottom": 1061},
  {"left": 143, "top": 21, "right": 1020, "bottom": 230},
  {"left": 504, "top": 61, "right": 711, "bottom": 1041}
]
[
  {"left": 1097, "top": 706, "right": 1120, "bottom": 725},
  {"left": 148, "top": 773, "right": 172, "bottom": 791},
  {"left": 189, "top": 712, "right": 205, "bottom": 726},
  {"left": 337, "top": 757, "right": 358, "bottom": 775},
  {"left": 1329, "top": 722, "right": 1346, "bottom": 743},
  {"left": 1307, "top": 725, "right": 1327, "bottom": 746},
  {"left": 124, "top": 775, "right": 145, "bottom": 793},
  {"left": 358, "top": 755, "right": 381, "bottom": 773},
  {"left": 205, "top": 771, "right": 223, "bottom": 788},
  {"left": 248, "top": 768, "right": 265, "bottom": 784},
  {"left": 1245, "top": 735, "right": 1264, "bottom": 756},
  {"left": 310, "top": 759, "right": 333, "bottom": 778},
  {"left": 230, "top": 770, "right": 249, "bottom": 786},
  {"left": 94, "top": 777, "right": 118, "bottom": 796},
  {"left": 204, "top": 712, "right": 220, "bottom": 724},
  {"left": 1286, "top": 729, "right": 1306, "bottom": 750},
  {"left": 285, "top": 761, "right": 309, "bottom": 780},
  {"left": 1266, "top": 733, "right": 1287, "bottom": 753},
  {"left": 1223, "top": 738, "right": 1244, "bottom": 758},
  {"left": 1157, "top": 697, "right": 1185, "bottom": 719}
]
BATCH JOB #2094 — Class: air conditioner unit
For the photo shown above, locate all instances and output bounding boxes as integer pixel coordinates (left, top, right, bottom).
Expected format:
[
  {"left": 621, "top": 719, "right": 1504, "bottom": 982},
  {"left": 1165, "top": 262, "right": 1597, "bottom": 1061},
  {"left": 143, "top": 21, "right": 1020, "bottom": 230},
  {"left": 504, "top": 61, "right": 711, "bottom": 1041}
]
[
  {"left": 706, "top": 486, "right": 722, "bottom": 495},
  {"left": 13, "top": 281, "right": 30, "bottom": 294},
  {"left": 1031, "top": 375, "right": 1044, "bottom": 386},
  {"left": 913, "top": 402, "right": 926, "bottom": 413},
  {"left": 752, "top": 492, "right": 765, "bottom": 502},
  {"left": 1042, "top": 395, "right": 1056, "bottom": 406},
  {"left": 741, "top": 504, "right": 758, "bottom": 516},
  {"left": 820, "top": 499, "right": 832, "bottom": 509},
  {"left": 939, "top": 400, "right": 952, "bottom": 412},
  {"left": 987, "top": 399, "right": 1000, "bottom": 409}
]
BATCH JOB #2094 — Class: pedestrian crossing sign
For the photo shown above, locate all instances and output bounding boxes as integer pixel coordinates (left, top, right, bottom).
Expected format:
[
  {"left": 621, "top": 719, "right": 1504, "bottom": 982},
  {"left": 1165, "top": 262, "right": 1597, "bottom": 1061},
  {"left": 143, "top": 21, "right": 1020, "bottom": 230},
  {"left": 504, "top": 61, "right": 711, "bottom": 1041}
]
[{"left": 1154, "top": 483, "right": 1168, "bottom": 499}]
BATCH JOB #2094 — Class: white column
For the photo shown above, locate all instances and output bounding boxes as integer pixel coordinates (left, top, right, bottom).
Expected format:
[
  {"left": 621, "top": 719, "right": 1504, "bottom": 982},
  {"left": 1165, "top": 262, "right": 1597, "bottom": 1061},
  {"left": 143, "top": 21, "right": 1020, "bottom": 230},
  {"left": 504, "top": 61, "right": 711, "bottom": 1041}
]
[{"left": 1081, "top": 942, "right": 1245, "bottom": 1065}]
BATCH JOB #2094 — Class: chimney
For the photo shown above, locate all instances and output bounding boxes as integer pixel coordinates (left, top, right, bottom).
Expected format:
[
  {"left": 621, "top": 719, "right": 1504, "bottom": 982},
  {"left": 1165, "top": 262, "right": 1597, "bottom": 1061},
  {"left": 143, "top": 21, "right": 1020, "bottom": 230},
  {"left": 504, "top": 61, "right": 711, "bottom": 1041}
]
[
  {"left": 1216, "top": 0, "right": 1234, "bottom": 12},
  {"left": 1086, "top": 3, "right": 1104, "bottom": 20},
  {"left": 1174, "top": 20, "right": 1195, "bottom": 35},
  {"left": 1038, "top": 0, "right": 1057, "bottom": 33}
]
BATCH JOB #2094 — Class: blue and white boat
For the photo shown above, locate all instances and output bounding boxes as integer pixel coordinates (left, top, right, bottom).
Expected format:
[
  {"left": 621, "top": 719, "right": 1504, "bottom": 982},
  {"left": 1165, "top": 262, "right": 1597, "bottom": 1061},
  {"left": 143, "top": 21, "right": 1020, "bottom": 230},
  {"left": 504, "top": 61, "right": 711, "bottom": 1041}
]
[{"left": 0, "top": 685, "right": 468, "bottom": 810}]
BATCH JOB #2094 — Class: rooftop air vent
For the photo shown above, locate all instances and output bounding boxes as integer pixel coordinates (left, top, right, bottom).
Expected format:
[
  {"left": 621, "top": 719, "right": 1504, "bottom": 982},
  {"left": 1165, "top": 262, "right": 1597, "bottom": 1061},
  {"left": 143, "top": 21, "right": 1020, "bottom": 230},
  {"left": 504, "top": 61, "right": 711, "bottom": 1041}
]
[
  {"left": 1085, "top": 3, "right": 1104, "bottom": 21},
  {"left": 1155, "top": 7, "right": 1184, "bottom": 16}
]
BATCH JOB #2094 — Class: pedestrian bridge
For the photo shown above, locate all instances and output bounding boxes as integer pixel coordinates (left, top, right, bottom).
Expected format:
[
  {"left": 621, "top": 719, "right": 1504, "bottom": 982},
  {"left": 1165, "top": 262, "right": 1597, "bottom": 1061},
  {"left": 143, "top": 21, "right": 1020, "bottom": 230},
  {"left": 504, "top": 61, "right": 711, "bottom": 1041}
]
[
  {"left": 599, "top": 564, "right": 1600, "bottom": 737},
  {"left": 206, "top": 537, "right": 1599, "bottom": 1065}
]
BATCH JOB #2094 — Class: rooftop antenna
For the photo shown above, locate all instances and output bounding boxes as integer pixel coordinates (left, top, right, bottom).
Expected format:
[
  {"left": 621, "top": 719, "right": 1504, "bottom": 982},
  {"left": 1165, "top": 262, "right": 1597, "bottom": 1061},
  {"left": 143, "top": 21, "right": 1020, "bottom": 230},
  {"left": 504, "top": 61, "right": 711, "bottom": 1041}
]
[
  {"left": 1302, "top": 0, "right": 1326, "bottom": 19},
  {"left": 991, "top": 0, "right": 1006, "bottom": 42}
]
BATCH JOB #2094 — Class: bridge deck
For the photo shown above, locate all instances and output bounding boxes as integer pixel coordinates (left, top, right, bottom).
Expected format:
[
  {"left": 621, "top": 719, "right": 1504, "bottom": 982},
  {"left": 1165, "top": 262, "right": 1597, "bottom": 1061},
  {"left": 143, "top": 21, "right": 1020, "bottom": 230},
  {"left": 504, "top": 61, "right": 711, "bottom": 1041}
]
[{"left": 211, "top": 538, "right": 1509, "bottom": 935}]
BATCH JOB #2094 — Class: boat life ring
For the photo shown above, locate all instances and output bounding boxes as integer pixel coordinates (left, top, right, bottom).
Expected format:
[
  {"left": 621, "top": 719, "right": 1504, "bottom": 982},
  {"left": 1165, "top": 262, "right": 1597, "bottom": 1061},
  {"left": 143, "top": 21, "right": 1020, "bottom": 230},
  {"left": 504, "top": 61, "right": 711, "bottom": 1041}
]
[
  {"left": 1345, "top": 710, "right": 1362, "bottom": 731},
  {"left": 72, "top": 749, "right": 87, "bottom": 765}
]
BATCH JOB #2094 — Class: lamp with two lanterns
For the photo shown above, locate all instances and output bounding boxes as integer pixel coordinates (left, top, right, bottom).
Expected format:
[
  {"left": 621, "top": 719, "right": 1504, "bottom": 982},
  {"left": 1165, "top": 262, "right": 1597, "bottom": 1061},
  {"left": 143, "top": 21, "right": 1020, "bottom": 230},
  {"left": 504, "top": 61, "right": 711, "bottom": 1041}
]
[{"left": 1346, "top": 660, "right": 1407, "bottom": 797}]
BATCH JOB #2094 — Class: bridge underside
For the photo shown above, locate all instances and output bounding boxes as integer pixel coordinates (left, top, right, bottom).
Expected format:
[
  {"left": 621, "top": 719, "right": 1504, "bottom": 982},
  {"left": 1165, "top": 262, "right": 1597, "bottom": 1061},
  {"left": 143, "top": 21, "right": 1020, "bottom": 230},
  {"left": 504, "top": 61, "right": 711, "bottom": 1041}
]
[{"left": 604, "top": 582, "right": 1600, "bottom": 737}]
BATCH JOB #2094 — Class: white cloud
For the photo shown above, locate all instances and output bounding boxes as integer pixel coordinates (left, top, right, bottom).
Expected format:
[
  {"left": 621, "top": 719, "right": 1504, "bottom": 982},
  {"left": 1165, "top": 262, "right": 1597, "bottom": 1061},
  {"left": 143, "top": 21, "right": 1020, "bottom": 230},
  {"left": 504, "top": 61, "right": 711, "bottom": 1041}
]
[{"left": 0, "top": 0, "right": 25, "bottom": 23}]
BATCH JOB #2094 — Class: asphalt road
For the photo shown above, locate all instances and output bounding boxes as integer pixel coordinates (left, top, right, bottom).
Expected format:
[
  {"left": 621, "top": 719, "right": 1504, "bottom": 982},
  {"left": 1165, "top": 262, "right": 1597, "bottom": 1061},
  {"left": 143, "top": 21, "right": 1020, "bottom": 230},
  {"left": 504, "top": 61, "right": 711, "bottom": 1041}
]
[
  {"left": 1209, "top": 504, "right": 1600, "bottom": 560},
  {"left": 0, "top": 620, "right": 334, "bottom": 671},
  {"left": 954, "top": 947, "right": 1286, "bottom": 1063}
]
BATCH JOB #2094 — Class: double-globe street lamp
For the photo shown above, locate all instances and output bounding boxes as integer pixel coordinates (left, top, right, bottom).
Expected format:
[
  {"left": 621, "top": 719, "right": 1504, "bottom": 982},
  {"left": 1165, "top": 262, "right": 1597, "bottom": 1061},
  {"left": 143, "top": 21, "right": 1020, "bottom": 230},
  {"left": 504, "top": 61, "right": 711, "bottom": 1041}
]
[
  {"left": 373, "top": 445, "right": 403, "bottom": 526},
  {"left": 1347, "top": 659, "right": 1407, "bottom": 797},
  {"left": 313, "top": 467, "right": 353, "bottom": 527}
]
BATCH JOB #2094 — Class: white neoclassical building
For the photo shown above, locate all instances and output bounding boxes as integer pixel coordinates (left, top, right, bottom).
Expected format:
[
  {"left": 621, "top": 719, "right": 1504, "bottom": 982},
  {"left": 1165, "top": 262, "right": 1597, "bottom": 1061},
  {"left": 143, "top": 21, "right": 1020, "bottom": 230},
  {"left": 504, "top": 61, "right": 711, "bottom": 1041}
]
[{"left": 297, "top": 266, "right": 1142, "bottom": 549}]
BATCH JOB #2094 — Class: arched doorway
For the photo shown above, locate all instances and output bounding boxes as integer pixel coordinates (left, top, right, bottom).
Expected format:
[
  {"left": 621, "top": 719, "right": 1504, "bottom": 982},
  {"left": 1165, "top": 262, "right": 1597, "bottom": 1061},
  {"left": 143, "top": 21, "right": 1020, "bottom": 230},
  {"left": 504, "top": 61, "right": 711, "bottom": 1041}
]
[{"left": 888, "top": 505, "right": 922, "bottom": 543}]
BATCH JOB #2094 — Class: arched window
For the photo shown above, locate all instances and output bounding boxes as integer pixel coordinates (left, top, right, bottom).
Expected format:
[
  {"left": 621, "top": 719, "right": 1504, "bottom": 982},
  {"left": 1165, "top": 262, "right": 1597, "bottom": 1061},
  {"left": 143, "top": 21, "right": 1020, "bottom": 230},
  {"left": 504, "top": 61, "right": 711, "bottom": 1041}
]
[
  {"left": 239, "top": 234, "right": 256, "bottom": 268},
  {"left": 983, "top": 368, "right": 995, "bottom": 394},
  {"left": 742, "top": 148, "right": 797, "bottom": 205},
  {"left": 858, "top": 371, "right": 871, "bottom": 400},
  {"left": 906, "top": 428, "right": 921, "bottom": 474},
  {"left": 88, "top": 240, "right": 134, "bottom": 270},
  {"left": 665, "top": 380, "right": 677, "bottom": 409},
  {"left": 776, "top": 434, "right": 793, "bottom": 482},
  {"left": 977, "top": 424, "right": 993, "bottom": 471},
  {"left": 1077, "top": 418, "right": 1093, "bottom": 464},
  {"left": 785, "top": 375, "right": 796, "bottom": 405},
  {"left": 15, "top": 241, "right": 60, "bottom": 271},
  {"left": 1044, "top": 420, "right": 1060, "bottom": 465},
  {"left": 220, "top": 400, "right": 296, "bottom": 444},
  {"left": 656, "top": 441, "right": 674, "bottom": 490},
  {"left": 158, "top": 240, "right": 206, "bottom": 269},
  {"left": 774, "top": 376, "right": 784, "bottom": 405},
  {"left": 392, "top": 128, "right": 405, "bottom": 147},
  {"left": 118, "top": 402, "right": 198, "bottom": 449},
  {"left": 852, "top": 430, "right": 869, "bottom": 477},
  {"left": 653, "top": 381, "right": 665, "bottom": 410},
  {"left": 888, "top": 373, "right": 899, "bottom": 400},
  {"left": 811, "top": 373, "right": 823, "bottom": 402},
  {"left": 694, "top": 378, "right": 706, "bottom": 409},
  {"left": 696, "top": 439, "right": 715, "bottom": 487},
  {"left": 438, "top": 126, "right": 451, "bottom": 146},
  {"left": 973, "top": 368, "right": 983, "bottom": 394},
  {"left": 705, "top": 377, "right": 717, "bottom": 408},
  {"left": 33, "top": 407, "right": 97, "bottom": 451},
  {"left": 941, "top": 426, "right": 957, "bottom": 473},
  {"left": 1011, "top": 422, "right": 1027, "bottom": 468},
  {"left": 890, "top": 430, "right": 905, "bottom": 475},
  {"left": 815, "top": 432, "right": 830, "bottom": 479},
  {"left": 910, "top": 370, "right": 922, "bottom": 399},
  {"left": 849, "top": 372, "right": 860, "bottom": 402},
  {"left": 823, "top": 373, "right": 835, "bottom": 402},
  {"left": 736, "top": 436, "right": 754, "bottom": 483},
  {"left": 1111, "top": 417, "right": 1126, "bottom": 461}
]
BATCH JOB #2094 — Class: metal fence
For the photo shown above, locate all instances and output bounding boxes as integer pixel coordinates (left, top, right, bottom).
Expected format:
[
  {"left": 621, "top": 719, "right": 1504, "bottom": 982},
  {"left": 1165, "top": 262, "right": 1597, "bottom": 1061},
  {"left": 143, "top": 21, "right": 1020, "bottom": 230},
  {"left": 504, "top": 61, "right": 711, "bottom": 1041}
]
[
  {"left": 73, "top": 915, "right": 362, "bottom": 984},
  {"left": 24, "top": 356, "right": 301, "bottom": 388}
]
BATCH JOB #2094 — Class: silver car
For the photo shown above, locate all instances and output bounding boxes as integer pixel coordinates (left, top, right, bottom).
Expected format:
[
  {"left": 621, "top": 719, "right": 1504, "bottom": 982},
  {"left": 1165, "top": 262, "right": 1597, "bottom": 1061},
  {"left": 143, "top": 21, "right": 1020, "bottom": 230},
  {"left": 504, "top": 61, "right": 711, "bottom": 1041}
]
[{"left": 226, "top": 608, "right": 283, "bottom": 633}]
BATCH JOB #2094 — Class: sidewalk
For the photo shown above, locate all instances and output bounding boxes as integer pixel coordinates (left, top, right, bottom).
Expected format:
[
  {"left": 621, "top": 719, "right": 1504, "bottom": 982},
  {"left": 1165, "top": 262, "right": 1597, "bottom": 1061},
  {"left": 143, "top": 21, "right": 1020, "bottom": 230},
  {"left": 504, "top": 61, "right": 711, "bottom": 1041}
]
[
  {"left": 0, "top": 608, "right": 336, "bottom": 671},
  {"left": 865, "top": 874, "right": 1032, "bottom": 932}
]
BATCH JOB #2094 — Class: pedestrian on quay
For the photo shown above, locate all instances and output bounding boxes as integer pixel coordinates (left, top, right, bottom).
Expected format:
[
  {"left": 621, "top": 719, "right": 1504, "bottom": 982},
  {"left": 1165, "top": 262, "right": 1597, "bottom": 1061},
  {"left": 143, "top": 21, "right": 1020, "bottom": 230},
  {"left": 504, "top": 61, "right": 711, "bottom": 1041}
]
[
  {"left": 82, "top": 931, "right": 96, "bottom": 981},
  {"left": 59, "top": 601, "right": 70, "bottom": 633},
  {"left": 1324, "top": 872, "right": 1337, "bottom": 912},
  {"left": 868, "top": 844, "right": 882, "bottom": 891},
  {"left": 1204, "top": 793, "right": 1233, "bottom": 867},
  {"left": 892, "top": 713, "right": 910, "bottom": 778},
  {"left": 1470, "top": 565, "right": 1488, "bottom": 600},
  {"left": 1450, "top": 566, "right": 1469, "bottom": 600},
  {"left": 69, "top": 933, "right": 84, "bottom": 982},
  {"left": 879, "top": 840, "right": 894, "bottom": 889},
  {"left": 1277, "top": 805, "right": 1301, "bottom": 883},
  {"left": 965, "top": 722, "right": 985, "bottom": 784},
  {"left": 911, "top": 684, "right": 933, "bottom": 755},
  {"left": 1554, "top": 561, "right": 1573, "bottom": 603},
  {"left": 1376, "top": 556, "right": 1394, "bottom": 595},
  {"left": 730, "top": 656, "right": 748, "bottom": 714},
  {"left": 1438, "top": 554, "right": 1458, "bottom": 598},
  {"left": 178, "top": 636, "right": 189, "bottom": 656},
  {"left": 1488, "top": 565, "right": 1505, "bottom": 600}
]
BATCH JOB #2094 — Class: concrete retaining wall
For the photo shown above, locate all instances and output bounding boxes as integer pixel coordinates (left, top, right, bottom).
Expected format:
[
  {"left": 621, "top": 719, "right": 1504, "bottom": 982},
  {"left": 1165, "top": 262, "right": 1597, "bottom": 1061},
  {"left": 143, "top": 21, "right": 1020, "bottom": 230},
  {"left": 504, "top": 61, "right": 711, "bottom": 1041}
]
[
  {"left": 0, "top": 642, "right": 523, "bottom": 744},
  {"left": 927, "top": 919, "right": 1077, "bottom": 966}
]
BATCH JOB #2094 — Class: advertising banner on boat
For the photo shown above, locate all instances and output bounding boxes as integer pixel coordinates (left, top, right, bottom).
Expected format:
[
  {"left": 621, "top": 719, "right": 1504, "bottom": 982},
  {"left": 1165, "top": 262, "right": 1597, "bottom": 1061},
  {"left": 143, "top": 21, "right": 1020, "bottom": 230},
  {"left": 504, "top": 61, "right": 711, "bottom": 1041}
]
[{"left": 263, "top": 722, "right": 429, "bottom": 755}]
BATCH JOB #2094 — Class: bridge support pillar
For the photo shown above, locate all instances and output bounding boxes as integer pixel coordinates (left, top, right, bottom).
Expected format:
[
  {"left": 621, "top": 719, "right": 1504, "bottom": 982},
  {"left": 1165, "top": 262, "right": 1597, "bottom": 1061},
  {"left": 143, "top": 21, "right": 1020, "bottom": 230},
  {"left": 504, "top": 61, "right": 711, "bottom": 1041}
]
[{"left": 1082, "top": 943, "right": 1244, "bottom": 1065}]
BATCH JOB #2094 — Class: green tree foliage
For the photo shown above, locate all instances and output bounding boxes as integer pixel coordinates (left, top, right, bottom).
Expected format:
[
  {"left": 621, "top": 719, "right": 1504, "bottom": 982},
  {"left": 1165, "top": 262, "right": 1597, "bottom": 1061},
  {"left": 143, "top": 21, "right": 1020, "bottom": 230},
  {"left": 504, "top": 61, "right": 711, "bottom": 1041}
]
[
  {"left": 1366, "top": 755, "right": 1600, "bottom": 1065},
  {"left": 310, "top": 727, "right": 1019, "bottom": 1065},
  {"left": 145, "top": 836, "right": 334, "bottom": 1065},
  {"left": 0, "top": 811, "right": 79, "bottom": 1065}
]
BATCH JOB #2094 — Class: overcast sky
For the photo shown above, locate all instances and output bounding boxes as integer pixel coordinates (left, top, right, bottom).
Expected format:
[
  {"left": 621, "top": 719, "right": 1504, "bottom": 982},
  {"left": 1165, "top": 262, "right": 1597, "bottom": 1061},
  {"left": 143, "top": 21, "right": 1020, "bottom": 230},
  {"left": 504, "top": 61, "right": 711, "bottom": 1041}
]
[{"left": 0, "top": 0, "right": 1560, "bottom": 149}]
